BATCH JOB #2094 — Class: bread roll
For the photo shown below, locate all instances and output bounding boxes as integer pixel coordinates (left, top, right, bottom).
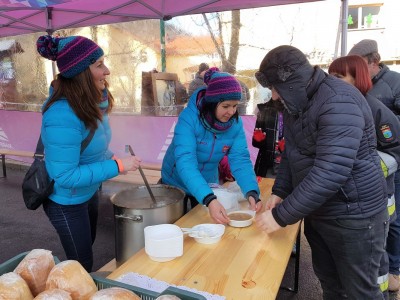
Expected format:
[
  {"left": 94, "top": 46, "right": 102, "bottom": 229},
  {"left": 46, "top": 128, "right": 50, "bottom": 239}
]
[
  {"left": 45, "top": 260, "right": 97, "bottom": 300},
  {"left": 89, "top": 287, "right": 140, "bottom": 299},
  {"left": 0, "top": 272, "right": 34, "bottom": 300},
  {"left": 34, "top": 289, "right": 72, "bottom": 300},
  {"left": 14, "top": 249, "right": 55, "bottom": 296}
]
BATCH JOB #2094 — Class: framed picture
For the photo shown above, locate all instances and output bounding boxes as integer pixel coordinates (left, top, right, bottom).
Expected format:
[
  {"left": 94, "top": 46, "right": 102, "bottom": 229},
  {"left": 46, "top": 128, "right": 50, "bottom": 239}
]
[
  {"left": 141, "top": 71, "right": 188, "bottom": 116},
  {"left": 151, "top": 72, "right": 181, "bottom": 116}
]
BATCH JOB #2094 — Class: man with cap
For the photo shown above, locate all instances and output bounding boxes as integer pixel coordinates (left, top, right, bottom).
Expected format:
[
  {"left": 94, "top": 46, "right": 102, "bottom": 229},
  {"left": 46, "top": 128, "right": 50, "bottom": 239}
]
[
  {"left": 161, "top": 67, "right": 262, "bottom": 223},
  {"left": 349, "top": 39, "right": 400, "bottom": 292},
  {"left": 188, "top": 62, "right": 209, "bottom": 97},
  {"left": 36, "top": 35, "right": 141, "bottom": 272},
  {"left": 254, "top": 45, "right": 388, "bottom": 299}
]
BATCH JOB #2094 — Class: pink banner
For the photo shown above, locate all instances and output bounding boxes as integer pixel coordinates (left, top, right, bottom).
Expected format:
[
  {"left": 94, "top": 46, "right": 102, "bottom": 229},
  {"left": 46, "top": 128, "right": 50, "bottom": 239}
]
[{"left": 0, "top": 110, "right": 257, "bottom": 164}]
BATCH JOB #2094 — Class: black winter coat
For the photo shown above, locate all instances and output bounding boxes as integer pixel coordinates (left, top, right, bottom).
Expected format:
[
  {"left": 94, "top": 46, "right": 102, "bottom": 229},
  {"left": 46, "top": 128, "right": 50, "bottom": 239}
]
[
  {"left": 252, "top": 100, "right": 284, "bottom": 177},
  {"left": 272, "top": 67, "right": 387, "bottom": 226},
  {"left": 370, "top": 63, "right": 400, "bottom": 118}
]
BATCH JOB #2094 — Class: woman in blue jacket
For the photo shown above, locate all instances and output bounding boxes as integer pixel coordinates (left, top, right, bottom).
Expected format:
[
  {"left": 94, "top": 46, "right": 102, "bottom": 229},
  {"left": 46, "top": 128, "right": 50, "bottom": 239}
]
[
  {"left": 161, "top": 68, "right": 262, "bottom": 224},
  {"left": 36, "top": 35, "right": 141, "bottom": 272}
]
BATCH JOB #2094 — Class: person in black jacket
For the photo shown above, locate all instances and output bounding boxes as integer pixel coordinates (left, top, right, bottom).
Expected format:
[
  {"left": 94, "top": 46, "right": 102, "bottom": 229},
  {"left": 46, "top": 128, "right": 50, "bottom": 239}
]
[
  {"left": 349, "top": 39, "right": 400, "bottom": 292},
  {"left": 252, "top": 99, "right": 284, "bottom": 178},
  {"left": 329, "top": 54, "right": 400, "bottom": 298},
  {"left": 254, "top": 45, "right": 388, "bottom": 300}
]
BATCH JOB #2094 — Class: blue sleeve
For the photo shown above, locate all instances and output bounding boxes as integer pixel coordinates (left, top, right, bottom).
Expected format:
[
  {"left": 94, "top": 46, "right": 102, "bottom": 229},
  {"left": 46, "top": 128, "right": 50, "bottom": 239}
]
[
  {"left": 173, "top": 112, "right": 213, "bottom": 204},
  {"left": 42, "top": 104, "right": 118, "bottom": 188}
]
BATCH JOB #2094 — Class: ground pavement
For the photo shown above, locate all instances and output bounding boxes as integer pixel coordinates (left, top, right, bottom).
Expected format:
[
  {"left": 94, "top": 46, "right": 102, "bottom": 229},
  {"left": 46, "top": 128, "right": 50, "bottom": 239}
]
[{"left": 1, "top": 164, "right": 398, "bottom": 299}]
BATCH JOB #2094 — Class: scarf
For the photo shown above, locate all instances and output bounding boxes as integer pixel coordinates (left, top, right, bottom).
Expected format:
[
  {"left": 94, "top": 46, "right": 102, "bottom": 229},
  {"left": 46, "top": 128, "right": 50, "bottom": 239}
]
[
  {"left": 98, "top": 89, "right": 109, "bottom": 115},
  {"left": 196, "top": 90, "right": 235, "bottom": 133}
]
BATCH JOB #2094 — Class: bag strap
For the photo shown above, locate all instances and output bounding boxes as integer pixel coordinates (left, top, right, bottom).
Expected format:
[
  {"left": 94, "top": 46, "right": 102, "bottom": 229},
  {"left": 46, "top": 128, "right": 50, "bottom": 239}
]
[
  {"left": 80, "top": 128, "right": 95, "bottom": 154},
  {"left": 35, "top": 128, "right": 95, "bottom": 157},
  {"left": 34, "top": 135, "right": 45, "bottom": 158}
]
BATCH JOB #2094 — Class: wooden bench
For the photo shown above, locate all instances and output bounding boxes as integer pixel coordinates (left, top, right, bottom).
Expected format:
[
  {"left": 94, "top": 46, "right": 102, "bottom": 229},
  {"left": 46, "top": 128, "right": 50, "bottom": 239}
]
[
  {"left": 0, "top": 148, "right": 162, "bottom": 183},
  {"left": 0, "top": 149, "right": 34, "bottom": 178}
]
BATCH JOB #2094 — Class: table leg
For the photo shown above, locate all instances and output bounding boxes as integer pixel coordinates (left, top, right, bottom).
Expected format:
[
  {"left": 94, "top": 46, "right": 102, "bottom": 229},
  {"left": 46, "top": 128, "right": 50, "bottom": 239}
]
[{"left": 280, "top": 230, "right": 301, "bottom": 293}]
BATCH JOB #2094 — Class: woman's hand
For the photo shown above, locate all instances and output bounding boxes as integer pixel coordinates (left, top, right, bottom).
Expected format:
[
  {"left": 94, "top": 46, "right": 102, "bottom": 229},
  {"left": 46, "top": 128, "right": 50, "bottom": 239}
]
[
  {"left": 255, "top": 209, "right": 281, "bottom": 233},
  {"left": 248, "top": 196, "right": 263, "bottom": 213},
  {"left": 208, "top": 200, "right": 230, "bottom": 224},
  {"left": 120, "top": 156, "right": 142, "bottom": 172}
]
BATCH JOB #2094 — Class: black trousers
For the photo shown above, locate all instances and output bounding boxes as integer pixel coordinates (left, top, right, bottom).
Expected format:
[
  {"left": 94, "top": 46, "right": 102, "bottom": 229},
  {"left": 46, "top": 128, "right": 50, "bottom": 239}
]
[{"left": 304, "top": 208, "right": 389, "bottom": 300}]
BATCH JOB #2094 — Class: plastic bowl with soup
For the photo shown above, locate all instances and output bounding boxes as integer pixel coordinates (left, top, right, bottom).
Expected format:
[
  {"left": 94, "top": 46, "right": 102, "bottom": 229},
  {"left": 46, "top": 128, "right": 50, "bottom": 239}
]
[{"left": 227, "top": 210, "right": 255, "bottom": 227}]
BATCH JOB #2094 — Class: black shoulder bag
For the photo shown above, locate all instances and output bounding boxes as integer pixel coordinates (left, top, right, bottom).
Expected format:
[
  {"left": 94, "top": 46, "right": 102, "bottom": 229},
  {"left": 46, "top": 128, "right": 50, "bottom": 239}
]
[{"left": 22, "top": 129, "right": 95, "bottom": 210}]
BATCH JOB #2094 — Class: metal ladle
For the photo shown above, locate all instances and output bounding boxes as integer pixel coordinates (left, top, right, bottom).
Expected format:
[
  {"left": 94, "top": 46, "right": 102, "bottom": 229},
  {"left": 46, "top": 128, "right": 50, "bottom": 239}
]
[{"left": 125, "top": 145, "right": 157, "bottom": 206}]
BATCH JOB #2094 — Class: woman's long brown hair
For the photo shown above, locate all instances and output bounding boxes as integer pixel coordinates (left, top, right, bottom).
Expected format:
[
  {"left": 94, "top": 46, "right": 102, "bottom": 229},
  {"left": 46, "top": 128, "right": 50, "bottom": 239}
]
[{"left": 42, "top": 68, "right": 114, "bottom": 129}]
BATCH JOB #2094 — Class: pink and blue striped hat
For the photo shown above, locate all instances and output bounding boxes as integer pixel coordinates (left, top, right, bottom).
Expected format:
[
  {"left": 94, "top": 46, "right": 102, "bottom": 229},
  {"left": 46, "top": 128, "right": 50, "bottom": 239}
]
[
  {"left": 36, "top": 35, "right": 104, "bottom": 78},
  {"left": 204, "top": 67, "right": 242, "bottom": 103}
]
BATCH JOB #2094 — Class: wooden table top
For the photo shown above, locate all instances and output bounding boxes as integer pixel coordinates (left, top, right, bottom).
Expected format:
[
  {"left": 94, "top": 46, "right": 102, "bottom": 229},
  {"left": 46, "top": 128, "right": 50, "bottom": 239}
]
[{"left": 108, "top": 178, "right": 300, "bottom": 299}]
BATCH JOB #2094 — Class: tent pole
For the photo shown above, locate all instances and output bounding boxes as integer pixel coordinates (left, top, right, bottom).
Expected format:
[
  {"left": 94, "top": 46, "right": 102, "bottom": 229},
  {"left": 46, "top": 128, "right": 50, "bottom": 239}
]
[
  {"left": 340, "top": 0, "right": 349, "bottom": 56},
  {"left": 45, "top": 6, "right": 57, "bottom": 79},
  {"left": 160, "top": 19, "right": 166, "bottom": 72}
]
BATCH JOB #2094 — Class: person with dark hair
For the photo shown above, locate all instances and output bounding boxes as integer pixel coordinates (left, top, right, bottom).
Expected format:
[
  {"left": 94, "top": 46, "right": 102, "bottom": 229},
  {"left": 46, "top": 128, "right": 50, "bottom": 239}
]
[
  {"left": 252, "top": 99, "right": 285, "bottom": 178},
  {"left": 349, "top": 39, "right": 400, "bottom": 292},
  {"left": 329, "top": 55, "right": 400, "bottom": 297},
  {"left": 188, "top": 62, "right": 209, "bottom": 97},
  {"left": 36, "top": 35, "right": 141, "bottom": 272},
  {"left": 254, "top": 45, "right": 388, "bottom": 299},
  {"left": 161, "top": 67, "right": 262, "bottom": 223}
]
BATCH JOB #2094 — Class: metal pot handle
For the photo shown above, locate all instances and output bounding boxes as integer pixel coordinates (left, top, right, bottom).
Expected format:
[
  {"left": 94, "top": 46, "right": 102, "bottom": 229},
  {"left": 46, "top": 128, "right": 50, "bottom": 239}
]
[{"left": 115, "top": 214, "right": 143, "bottom": 222}]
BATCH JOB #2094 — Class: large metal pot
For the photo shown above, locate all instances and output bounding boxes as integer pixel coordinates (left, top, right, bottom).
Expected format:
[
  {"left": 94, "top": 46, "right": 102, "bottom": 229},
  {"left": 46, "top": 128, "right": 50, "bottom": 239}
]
[{"left": 111, "top": 184, "right": 185, "bottom": 266}]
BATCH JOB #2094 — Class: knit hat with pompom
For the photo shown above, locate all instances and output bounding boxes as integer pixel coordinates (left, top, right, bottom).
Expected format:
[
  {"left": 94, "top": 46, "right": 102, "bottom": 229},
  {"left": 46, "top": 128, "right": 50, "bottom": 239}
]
[
  {"left": 203, "top": 67, "right": 242, "bottom": 103},
  {"left": 36, "top": 35, "right": 104, "bottom": 78}
]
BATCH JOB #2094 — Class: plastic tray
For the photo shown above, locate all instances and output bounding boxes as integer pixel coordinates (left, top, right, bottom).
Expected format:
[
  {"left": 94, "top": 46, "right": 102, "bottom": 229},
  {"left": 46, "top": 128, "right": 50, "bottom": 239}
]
[
  {"left": 91, "top": 274, "right": 159, "bottom": 300},
  {"left": 0, "top": 252, "right": 206, "bottom": 300}
]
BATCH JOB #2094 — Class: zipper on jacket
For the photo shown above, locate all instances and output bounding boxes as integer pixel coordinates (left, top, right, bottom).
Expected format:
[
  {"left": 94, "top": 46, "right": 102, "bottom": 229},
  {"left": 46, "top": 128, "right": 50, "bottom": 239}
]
[{"left": 200, "top": 133, "right": 216, "bottom": 172}]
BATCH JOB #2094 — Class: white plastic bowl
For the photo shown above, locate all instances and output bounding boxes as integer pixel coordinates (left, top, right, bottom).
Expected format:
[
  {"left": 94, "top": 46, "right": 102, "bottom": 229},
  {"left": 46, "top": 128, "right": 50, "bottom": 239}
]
[
  {"left": 189, "top": 224, "right": 225, "bottom": 244},
  {"left": 227, "top": 210, "right": 255, "bottom": 228},
  {"left": 144, "top": 224, "right": 183, "bottom": 262}
]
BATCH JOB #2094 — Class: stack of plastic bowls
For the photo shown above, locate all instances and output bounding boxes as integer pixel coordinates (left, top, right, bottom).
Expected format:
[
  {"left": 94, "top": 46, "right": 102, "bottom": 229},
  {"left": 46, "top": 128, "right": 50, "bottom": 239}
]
[{"left": 144, "top": 224, "right": 183, "bottom": 262}]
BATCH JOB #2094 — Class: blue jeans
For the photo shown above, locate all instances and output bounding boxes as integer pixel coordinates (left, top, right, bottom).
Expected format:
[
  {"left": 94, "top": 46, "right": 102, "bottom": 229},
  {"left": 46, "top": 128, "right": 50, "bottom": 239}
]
[
  {"left": 304, "top": 208, "right": 389, "bottom": 300},
  {"left": 388, "top": 170, "right": 400, "bottom": 275},
  {"left": 43, "top": 192, "right": 99, "bottom": 272}
]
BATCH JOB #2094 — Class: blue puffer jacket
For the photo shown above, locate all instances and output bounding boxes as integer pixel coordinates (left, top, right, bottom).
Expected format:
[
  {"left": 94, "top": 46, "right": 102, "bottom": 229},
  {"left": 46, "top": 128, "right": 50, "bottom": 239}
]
[
  {"left": 41, "top": 98, "right": 119, "bottom": 205},
  {"left": 271, "top": 67, "right": 387, "bottom": 226},
  {"left": 161, "top": 89, "right": 259, "bottom": 204}
]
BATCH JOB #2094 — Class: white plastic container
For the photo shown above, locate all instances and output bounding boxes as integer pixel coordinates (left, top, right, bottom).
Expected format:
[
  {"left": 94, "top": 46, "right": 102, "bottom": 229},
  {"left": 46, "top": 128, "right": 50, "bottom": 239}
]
[
  {"left": 189, "top": 224, "right": 225, "bottom": 244},
  {"left": 144, "top": 224, "right": 183, "bottom": 262},
  {"left": 212, "top": 188, "right": 240, "bottom": 211}
]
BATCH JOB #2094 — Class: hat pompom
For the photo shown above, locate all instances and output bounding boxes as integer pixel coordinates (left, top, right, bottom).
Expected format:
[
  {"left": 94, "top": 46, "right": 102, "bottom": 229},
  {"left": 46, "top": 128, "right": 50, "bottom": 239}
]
[
  {"left": 204, "top": 67, "right": 220, "bottom": 85},
  {"left": 37, "top": 35, "right": 59, "bottom": 61}
]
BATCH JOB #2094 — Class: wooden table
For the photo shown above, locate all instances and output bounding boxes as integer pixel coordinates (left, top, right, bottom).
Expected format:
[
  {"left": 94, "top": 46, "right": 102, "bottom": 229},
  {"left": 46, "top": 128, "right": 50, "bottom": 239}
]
[{"left": 107, "top": 178, "right": 300, "bottom": 299}]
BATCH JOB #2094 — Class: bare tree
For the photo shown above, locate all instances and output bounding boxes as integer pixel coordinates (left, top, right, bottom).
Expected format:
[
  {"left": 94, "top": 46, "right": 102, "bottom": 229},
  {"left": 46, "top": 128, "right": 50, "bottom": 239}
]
[{"left": 202, "top": 10, "right": 241, "bottom": 74}]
